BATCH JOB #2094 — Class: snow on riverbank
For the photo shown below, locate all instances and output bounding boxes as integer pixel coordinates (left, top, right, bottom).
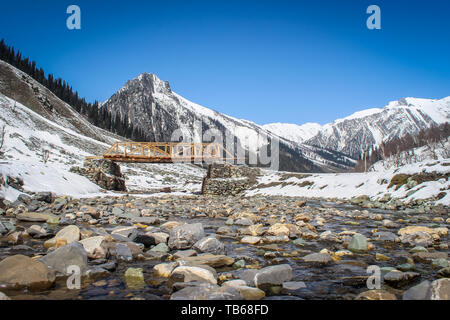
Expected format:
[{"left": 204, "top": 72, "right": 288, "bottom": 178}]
[{"left": 246, "top": 158, "right": 450, "bottom": 207}]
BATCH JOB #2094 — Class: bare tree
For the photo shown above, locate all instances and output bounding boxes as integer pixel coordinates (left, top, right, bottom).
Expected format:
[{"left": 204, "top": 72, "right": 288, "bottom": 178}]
[
  {"left": 42, "top": 149, "right": 50, "bottom": 164},
  {"left": 0, "top": 125, "right": 6, "bottom": 152}
]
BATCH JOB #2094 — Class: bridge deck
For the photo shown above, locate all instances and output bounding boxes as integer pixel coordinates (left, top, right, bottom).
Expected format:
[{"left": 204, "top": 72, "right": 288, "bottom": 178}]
[{"left": 99, "top": 142, "right": 237, "bottom": 163}]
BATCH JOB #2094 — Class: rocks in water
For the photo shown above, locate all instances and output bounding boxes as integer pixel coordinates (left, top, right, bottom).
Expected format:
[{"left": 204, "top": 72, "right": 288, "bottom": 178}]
[
  {"left": 171, "top": 266, "right": 217, "bottom": 285},
  {"left": 173, "top": 249, "right": 197, "bottom": 259},
  {"left": 176, "top": 254, "right": 235, "bottom": 268},
  {"left": 193, "top": 236, "right": 225, "bottom": 255},
  {"left": 26, "top": 225, "right": 48, "bottom": 238},
  {"left": 150, "top": 243, "right": 170, "bottom": 253},
  {"left": 373, "top": 231, "right": 397, "bottom": 242},
  {"left": 16, "top": 212, "right": 56, "bottom": 222},
  {"left": 428, "top": 278, "right": 450, "bottom": 300},
  {"left": 40, "top": 242, "right": 88, "bottom": 276},
  {"left": 0, "top": 255, "right": 55, "bottom": 290},
  {"left": 348, "top": 233, "right": 368, "bottom": 253},
  {"left": 168, "top": 223, "right": 205, "bottom": 250},
  {"left": 111, "top": 226, "right": 137, "bottom": 242},
  {"left": 252, "top": 264, "right": 293, "bottom": 289},
  {"left": 154, "top": 262, "right": 177, "bottom": 278},
  {"left": 402, "top": 280, "right": 431, "bottom": 300},
  {"left": 403, "top": 279, "right": 450, "bottom": 300},
  {"left": 79, "top": 236, "right": 107, "bottom": 259},
  {"left": 383, "top": 270, "right": 420, "bottom": 288},
  {"left": 0, "top": 291, "right": 11, "bottom": 300},
  {"left": 44, "top": 225, "right": 80, "bottom": 249},
  {"left": 302, "top": 252, "right": 333, "bottom": 265},
  {"left": 115, "top": 243, "right": 133, "bottom": 261},
  {"left": 171, "top": 283, "right": 242, "bottom": 300},
  {"left": 355, "top": 290, "right": 397, "bottom": 300},
  {"left": 400, "top": 231, "right": 434, "bottom": 247},
  {"left": 437, "top": 267, "right": 450, "bottom": 278},
  {"left": 236, "top": 286, "right": 265, "bottom": 300},
  {"left": 281, "top": 281, "right": 307, "bottom": 294},
  {"left": 147, "top": 232, "right": 169, "bottom": 244},
  {"left": 412, "top": 252, "right": 448, "bottom": 263},
  {"left": 240, "top": 236, "right": 262, "bottom": 245},
  {"left": 124, "top": 267, "right": 145, "bottom": 289},
  {"left": 133, "top": 234, "right": 156, "bottom": 248}
]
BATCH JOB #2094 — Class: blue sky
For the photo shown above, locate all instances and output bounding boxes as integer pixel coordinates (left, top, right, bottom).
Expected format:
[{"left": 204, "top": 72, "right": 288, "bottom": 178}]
[{"left": 1, "top": 0, "right": 449, "bottom": 125}]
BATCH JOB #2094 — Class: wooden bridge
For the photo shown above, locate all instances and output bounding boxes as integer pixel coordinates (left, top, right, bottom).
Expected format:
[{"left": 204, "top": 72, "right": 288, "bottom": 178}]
[{"left": 96, "top": 142, "right": 237, "bottom": 163}]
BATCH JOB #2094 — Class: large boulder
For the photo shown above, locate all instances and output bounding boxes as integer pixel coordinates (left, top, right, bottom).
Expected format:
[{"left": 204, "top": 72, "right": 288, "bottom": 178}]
[
  {"left": 39, "top": 242, "right": 88, "bottom": 275},
  {"left": 70, "top": 159, "right": 126, "bottom": 191},
  {"left": 0, "top": 255, "right": 55, "bottom": 290},
  {"left": 168, "top": 223, "right": 205, "bottom": 250},
  {"left": 252, "top": 264, "right": 293, "bottom": 289}
]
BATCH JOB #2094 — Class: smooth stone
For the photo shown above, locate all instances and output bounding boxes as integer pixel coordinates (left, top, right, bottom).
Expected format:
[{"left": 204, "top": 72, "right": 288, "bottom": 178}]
[
  {"left": 150, "top": 243, "right": 170, "bottom": 253},
  {"left": 44, "top": 225, "right": 80, "bottom": 248},
  {"left": 79, "top": 236, "right": 107, "bottom": 259},
  {"left": 115, "top": 243, "right": 133, "bottom": 261},
  {"left": 240, "top": 236, "right": 261, "bottom": 245},
  {"left": 302, "top": 252, "right": 333, "bottom": 265},
  {"left": 428, "top": 278, "right": 450, "bottom": 300},
  {"left": 16, "top": 212, "right": 56, "bottom": 222},
  {"left": 171, "top": 266, "right": 217, "bottom": 285},
  {"left": 170, "top": 283, "right": 242, "bottom": 300},
  {"left": 39, "top": 242, "right": 88, "bottom": 276},
  {"left": 348, "top": 233, "right": 368, "bottom": 253},
  {"left": 173, "top": 249, "right": 198, "bottom": 259},
  {"left": 0, "top": 255, "right": 55, "bottom": 290},
  {"left": 402, "top": 280, "right": 431, "bottom": 300},
  {"left": 168, "top": 223, "right": 205, "bottom": 250},
  {"left": 176, "top": 254, "right": 235, "bottom": 268},
  {"left": 193, "top": 236, "right": 225, "bottom": 255},
  {"left": 154, "top": 262, "right": 178, "bottom": 278},
  {"left": 253, "top": 264, "right": 293, "bottom": 288},
  {"left": 355, "top": 290, "right": 397, "bottom": 300},
  {"left": 124, "top": 268, "right": 145, "bottom": 289}
]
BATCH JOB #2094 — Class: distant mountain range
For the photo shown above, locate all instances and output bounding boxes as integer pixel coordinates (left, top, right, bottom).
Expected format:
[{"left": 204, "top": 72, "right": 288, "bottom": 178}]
[
  {"left": 264, "top": 97, "right": 450, "bottom": 159},
  {"left": 1, "top": 56, "right": 448, "bottom": 173}
]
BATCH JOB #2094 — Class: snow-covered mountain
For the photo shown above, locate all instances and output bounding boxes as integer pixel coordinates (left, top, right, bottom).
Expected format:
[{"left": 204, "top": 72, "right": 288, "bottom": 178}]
[
  {"left": 102, "top": 73, "right": 354, "bottom": 172},
  {"left": 0, "top": 60, "right": 206, "bottom": 200},
  {"left": 264, "top": 97, "right": 450, "bottom": 159}
]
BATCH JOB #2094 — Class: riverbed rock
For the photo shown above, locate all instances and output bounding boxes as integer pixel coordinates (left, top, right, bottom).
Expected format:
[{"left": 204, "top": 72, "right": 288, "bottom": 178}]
[
  {"left": 40, "top": 242, "right": 88, "bottom": 276},
  {"left": 193, "top": 236, "right": 225, "bottom": 255},
  {"left": 124, "top": 267, "right": 145, "bottom": 289},
  {"left": 241, "top": 236, "right": 262, "bottom": 245},
  {"left": 171, "top": 266, "right": 217, "bottom": 285},
  {"left": 16, "top": 212, "right": 57, "bottom": 222},
  {"left": 400, "top": 231, "right": 434, "bottom": 247},
  {"left": 348, "top": 233, "right": 368, "bottom": 253},
  {"left": 383, "top": 270, "right": 420, "bottom": 288},
  {"left": 302, "top": 252, "right": 333, "bottom": 265},
  {"left": 253, "top": 264, "right": 293, "bottom": 289},
  {"left": 168, "top": 223, "right": 205, "bottom": 250},
  {"left": 0, "top": 291, "right": 11, "bottom": 300},
  {"left": 412, "top": 252, "right": 448, "bottom": 263},
  {"left": 428, "top": 278, "right": 450, "bottom": 300},
  {"left": 177, "top": 254, "right": 235, "bottom": 268},
  {"left": 170, "top": 283, "right": 242, "bottom": 300},
  {"left": 355, "top": 289, "right": 397, "bottom": 300},
  {"left": 44, "top": 225, "right": 80, "bottom": 249},
  {"left": 0, "top": 255, "right": 55, "bottom": 290},
  {"left": 402, "top": 280, "right": 431, "bottom": 300},
  {"left": 79, "top": 236, "right": 107, "bottom": 259}
]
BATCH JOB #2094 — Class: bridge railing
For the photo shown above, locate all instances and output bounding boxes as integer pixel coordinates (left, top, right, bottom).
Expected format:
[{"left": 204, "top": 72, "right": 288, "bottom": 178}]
[{"left": 102, "top": 142, "right": 237, "bottom": 163}]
